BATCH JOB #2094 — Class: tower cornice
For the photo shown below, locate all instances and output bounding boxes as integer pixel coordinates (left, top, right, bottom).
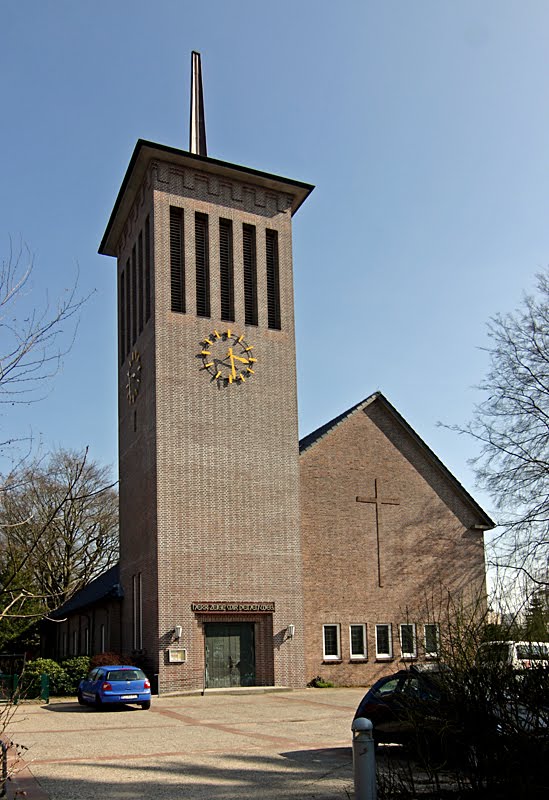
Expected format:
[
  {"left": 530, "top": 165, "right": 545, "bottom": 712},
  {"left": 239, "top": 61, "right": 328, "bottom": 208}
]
[{"left": 99, "top": 139, "right": 314, "bottom": 257}]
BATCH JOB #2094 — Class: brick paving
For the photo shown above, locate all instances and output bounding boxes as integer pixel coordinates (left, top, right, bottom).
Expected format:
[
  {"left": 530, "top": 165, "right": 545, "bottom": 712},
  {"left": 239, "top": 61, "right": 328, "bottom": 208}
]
[{"left": 3, "top": 688, "right": 366, "bottom": 799}]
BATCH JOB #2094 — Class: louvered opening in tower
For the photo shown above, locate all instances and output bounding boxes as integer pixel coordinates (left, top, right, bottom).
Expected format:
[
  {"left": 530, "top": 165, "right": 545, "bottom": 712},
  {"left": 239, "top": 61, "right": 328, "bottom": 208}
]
[
  {"left": 219, "top": 218, "right": 234, "bottom": 322},
  {"left": 195, "top": 212, "right": 210, "bottom": 318},
  {"left": 144, "top": 215, "right": 151, "bottom": 322},
  {"left": 170, "top": 206, "right": 185, "bottom": 313},
  {"left": 243, "top": 224, "right": 258, "bottom": 326},
  {"left": 266, "top": 229, "right": 281, "bottom": 330},
  {"left": 119, "top": 269, "right": 126, "bottom": 365}
]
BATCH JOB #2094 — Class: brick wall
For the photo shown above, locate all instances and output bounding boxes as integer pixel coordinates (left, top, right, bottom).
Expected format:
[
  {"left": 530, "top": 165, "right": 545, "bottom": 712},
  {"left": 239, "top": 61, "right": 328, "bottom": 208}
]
[
  {"left": 115, "top": 156, "right": 306, "bottom": 692},
  {"left": 300, "top": 397, "right": 487, "bottom": 687}
]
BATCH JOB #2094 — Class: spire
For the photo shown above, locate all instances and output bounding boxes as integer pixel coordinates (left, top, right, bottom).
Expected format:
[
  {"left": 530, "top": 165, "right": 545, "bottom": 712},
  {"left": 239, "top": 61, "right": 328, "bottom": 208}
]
[{"left": 189, "top": 51, "right": 207, "bottom": 156}]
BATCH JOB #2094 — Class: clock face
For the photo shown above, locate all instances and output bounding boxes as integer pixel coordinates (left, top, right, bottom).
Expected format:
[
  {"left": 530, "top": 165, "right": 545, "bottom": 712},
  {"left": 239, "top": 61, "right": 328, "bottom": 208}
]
[
  {"left": 199, "top": 329, "right": 257, "bottom": 386},
  {"left": 126, "top": 351, "right": 142, "bottom": 404}
]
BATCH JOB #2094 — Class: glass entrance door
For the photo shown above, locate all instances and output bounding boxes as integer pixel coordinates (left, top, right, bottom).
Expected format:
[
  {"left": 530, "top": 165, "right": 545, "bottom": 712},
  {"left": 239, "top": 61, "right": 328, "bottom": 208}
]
[{"left": 204, "top": 622, "right": 256, "bottom": 688}]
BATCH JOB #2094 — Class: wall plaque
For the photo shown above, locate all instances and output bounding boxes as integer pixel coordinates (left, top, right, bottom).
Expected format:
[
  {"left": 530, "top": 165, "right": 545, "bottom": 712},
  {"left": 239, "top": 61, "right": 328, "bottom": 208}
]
[{"left": 191, "top": 601, "right": 275, "bottom": 613}]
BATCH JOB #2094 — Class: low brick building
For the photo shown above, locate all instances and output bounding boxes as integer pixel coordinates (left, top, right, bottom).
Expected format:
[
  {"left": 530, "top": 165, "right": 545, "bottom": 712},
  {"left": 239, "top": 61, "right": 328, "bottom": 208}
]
[{"left": 300, "top": 392, "right": 493, "bottom": 687}]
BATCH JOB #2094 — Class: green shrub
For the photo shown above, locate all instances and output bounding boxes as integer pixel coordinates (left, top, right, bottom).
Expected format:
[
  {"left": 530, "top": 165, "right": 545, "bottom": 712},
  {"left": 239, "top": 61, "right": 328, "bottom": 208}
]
[
  {"left": 307, "top": 675, "right": 334, "bottom": 688},
  {"left": 22, "top": 658, "right": 71, "bottom": 697},
  {"left": 61, "top": 657, "right": 91, "bottom": 692}
]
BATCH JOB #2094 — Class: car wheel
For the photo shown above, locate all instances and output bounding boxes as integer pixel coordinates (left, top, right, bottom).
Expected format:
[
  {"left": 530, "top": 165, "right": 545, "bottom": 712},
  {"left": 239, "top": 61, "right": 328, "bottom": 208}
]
[
  {"left": 77, "top": 690, "right": 86, "bottom": 706},
  {"left": 140, "top": 700, "right": 151, "bottom": 710}
]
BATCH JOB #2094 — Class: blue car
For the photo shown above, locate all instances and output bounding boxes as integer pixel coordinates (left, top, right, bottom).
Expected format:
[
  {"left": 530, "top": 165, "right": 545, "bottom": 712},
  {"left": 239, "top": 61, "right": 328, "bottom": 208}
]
[{"left": 78, "top": 665, "right": 151, "bottom": 710}]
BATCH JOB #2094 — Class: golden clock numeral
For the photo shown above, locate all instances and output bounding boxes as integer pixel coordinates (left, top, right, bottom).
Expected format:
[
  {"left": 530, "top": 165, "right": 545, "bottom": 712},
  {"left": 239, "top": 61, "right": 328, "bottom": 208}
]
[
  {"left": 205, "top": 362, "right": 214, "bottom": 368},
  {"left": 226, "top": 329, "right": 231, "bottom": 338},
  {"left": 203, "top": 338, "right": 212, "bottom": 345},
  {"left": 245, "top": 346, "right": 253, "bottom": 352},
  {"left": 201, "top": 350, "right": 211, "bottom": 356},
  {"left": 246, "top": 367, "right": 254, "bottom": 374},
  {"left": 213, "top": 330, "right": 221, "bottom": 339},
  {"left": 237, "top": 335, "right": 244, "bottom": 343},
  {"left": 239, "top": 374, "right": 246, "bottom": 382},
  {"left": 214, "top": 371, "right": 221, "bottom": 379},
  {"left": 249, "top": 357, "right": 257, "bottom": 363}
]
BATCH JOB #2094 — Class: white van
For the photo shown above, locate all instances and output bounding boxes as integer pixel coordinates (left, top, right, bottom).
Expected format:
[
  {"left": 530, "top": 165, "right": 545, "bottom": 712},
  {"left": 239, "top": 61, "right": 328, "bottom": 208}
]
[{"left": 476, "top": 641, "right": 549, "bottom": 670}]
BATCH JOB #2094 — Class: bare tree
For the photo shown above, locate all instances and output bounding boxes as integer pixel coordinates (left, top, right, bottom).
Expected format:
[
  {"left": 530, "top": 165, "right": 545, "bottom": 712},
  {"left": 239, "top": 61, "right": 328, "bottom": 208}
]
[
  {"left": 0, "top": 448, "right": 118, "bottom": 651},
  {"left": 0, "top": 240, "right": 86, "bottom": 409},
  {"left": 0, "top": 449, "right": 118, "bottom": 625},
  {"left": 453, "top": 270, "right": 549, "bottom": 584}
]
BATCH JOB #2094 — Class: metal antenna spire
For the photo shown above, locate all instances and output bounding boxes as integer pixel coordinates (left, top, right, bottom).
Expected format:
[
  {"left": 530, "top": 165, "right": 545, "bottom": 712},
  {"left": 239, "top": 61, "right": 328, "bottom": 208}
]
[{"left": 189, "top": 51, "right": 207, "bottom": 156}]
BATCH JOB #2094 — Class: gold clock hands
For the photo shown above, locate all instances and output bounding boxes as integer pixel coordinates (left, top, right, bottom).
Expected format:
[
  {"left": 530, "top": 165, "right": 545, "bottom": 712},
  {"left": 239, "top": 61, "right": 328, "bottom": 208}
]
[
  {"left": 232, "top": 354, "right": 250, "bottom": 364},
  {"left": 226, "top": 347, "right": 237, "bottom": 380}
]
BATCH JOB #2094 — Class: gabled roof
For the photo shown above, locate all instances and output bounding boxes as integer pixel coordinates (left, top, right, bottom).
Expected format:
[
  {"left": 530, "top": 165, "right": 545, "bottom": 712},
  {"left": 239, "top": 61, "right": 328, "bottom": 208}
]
[
  {"left": 299, "top": 391, "right": 495, "bottom": 530},
  {"left": 51, "top": 564, "right": 123, "bottom": 619}
]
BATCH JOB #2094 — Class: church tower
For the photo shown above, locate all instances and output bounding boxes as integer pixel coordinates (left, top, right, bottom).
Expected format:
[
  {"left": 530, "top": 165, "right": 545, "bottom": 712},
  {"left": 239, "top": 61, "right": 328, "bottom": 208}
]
[{"left": 99, "top": 54, "right": 313, "bottom": 692}]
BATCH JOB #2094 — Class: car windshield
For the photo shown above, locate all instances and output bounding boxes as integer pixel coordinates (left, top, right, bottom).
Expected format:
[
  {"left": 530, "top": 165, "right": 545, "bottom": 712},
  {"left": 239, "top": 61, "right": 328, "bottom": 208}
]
[
  {"left": 105, "top": 669, "right": 145, "bottom": 681},
  {"left": 477, "top": 643, "right": 510, "bottom": 663},
  {"left": 516, "top": 644, "right": 549, "bottom": 660}
]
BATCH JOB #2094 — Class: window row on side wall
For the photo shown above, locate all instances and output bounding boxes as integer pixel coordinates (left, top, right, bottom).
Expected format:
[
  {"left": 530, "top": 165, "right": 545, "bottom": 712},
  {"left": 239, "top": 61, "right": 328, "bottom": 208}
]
[{"left": 321, "top": 623, "right": 440, "bottom": 662}]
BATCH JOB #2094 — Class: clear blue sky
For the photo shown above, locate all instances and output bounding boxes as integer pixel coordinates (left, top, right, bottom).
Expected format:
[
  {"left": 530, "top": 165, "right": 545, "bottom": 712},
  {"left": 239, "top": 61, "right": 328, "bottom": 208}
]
[{"left": 1, "top": 0, "right": 548, "bottom": 525}]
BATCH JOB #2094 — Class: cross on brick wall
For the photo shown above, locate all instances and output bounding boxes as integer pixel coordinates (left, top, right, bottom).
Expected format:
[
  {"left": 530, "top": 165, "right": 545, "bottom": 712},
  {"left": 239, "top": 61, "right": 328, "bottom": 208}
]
[{"left": 356, "top": 479, "right": 400, "bottom": 588}]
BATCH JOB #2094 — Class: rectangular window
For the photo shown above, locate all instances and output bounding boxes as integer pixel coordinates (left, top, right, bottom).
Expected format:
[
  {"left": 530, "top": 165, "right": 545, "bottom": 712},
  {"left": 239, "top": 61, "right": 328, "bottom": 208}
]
[
  {"left": 424, "top": 624, "right": 440, "bottom": 658},
  {"left": 100, "top": 623, "right": 106, "bottom": 654},
  {"left": 266, "top": 228, "right": 281, "bottom": 329},
  {"left": 170, "top": 206, "right": 185, "bottom": 313},
  {"left": 72, "top": 629, "right": 77, "bottom": 656},
  {"left": 62, "top": 631, "right": 68, "bottom": 658},
  {"left": 138, "top": 230, "right": 144, "bottom": 334},
  {"left": 399, "top": 623, "right": 417, "bottom": 659},
  {"left": 243, "top": 223, "right": 258, "bottom": 325},
  {"left": 350, "top": 624, "right": 367, "bottom": 659},
  {"left": 323, "top": 624, "right": 341, "bottom": 660},
  {"left": 219, "top": 218, "right": 234, "bottom": 321},
  {"left": 125, "top": 260, "right": 131, "bottom": 360},
  {"left": 375, "top": 624, "right": 393, "bottom": 659},
  {"left": 132, "top": 573, "right": 142, "bottom": 650},
  {"left": 119, "top": 269, "right": 126, "bottom": 366},
  {"left": 84, "top": 627, "right": 90, "bottom": 656},
  {"left": 145, "top": 215, "right": 151, "bottom": 322},
  {"left": 195, "top": 212, "right": 210, "bottom": 317},
  {"left": 131, "top": 244, "right": 137, "bottom": 345}
]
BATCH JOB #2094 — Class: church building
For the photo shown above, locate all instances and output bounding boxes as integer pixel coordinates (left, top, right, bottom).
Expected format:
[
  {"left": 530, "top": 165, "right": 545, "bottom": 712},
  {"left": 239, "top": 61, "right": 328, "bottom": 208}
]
[{"left": 45, "top": 55, "right": 494, "bottom": 692}]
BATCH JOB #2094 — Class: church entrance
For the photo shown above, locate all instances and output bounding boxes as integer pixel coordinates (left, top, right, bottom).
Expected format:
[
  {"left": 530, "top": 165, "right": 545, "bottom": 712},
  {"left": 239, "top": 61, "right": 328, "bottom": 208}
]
[{"left": 204, "top": 622, "right": 256, "bottom": 688}]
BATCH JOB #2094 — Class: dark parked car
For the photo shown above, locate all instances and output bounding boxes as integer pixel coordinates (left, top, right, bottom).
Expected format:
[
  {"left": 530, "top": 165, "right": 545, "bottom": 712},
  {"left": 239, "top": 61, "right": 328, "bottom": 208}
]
[
  {"left": 78, "top": 665, "right": 151, "bottom": 710},
  {"left": 353, "top": 667, "right": 443, "bottom": 746}
]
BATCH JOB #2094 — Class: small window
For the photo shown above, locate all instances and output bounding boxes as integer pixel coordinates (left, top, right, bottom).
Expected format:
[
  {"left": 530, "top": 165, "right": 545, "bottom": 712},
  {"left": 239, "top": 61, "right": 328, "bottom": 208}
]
[
  {"left": 138, "top": 230, "right": 144, "bottom": 334},
  {"left": 399, "top": 623, "right": 417, "bottom": 659},
  {"left": 219, "top": 218, "right": 234, "bottom": 321},
  {"left": 170, "top": 206, "right": 185, "bottom": 313},
  {"left": 144, "top": 215, "right": 152, "bottom": 322},
  {"left": 375, "top": 624, "right": 392, "bottom": 659},
  {"left": 323, "top": 624, "right": 341, "bottom": 660},
  {"left": 243, "top": 224, "right": 258, "bottom": 325},
  {"left": 266, "top": 228, "right": 281, "bottom": 329},
  {"left": 125, "top": 262, "right": 131, "bottom": 360},
  {"left": 119, "top": 269, "right": 126, "bottom": 366},
  {"left": 131, "top": 243, "right": 137, "bottom": 345},
  {"left": 195, "top": 212, "right": 210, "bottom": 317},
  {"left": 424, "top": 624, "right": 439, "bottom": 658},
  {"left": 350, "top": 624, "right": 367, "bottom": 659}
]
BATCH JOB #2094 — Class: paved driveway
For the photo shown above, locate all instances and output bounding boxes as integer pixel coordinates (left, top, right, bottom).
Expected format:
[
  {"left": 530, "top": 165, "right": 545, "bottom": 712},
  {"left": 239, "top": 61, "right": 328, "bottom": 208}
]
[{"left": 6, "top": 688, "right": 366, "bottom": 799}]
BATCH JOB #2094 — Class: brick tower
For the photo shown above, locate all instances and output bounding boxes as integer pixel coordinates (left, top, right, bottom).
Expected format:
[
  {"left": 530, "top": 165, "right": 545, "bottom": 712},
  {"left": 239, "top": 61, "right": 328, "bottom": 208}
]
[{"left": 99, "top": 54, "right": 313, "bottom": 692}]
